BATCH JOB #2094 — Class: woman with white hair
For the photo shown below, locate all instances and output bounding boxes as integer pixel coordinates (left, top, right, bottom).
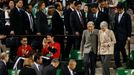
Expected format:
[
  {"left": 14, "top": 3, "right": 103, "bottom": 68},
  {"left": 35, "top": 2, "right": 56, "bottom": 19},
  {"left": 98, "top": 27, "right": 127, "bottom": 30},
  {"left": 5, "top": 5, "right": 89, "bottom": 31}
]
[{"left": 98, "top": 21, "right": 116, "bottom": 75}]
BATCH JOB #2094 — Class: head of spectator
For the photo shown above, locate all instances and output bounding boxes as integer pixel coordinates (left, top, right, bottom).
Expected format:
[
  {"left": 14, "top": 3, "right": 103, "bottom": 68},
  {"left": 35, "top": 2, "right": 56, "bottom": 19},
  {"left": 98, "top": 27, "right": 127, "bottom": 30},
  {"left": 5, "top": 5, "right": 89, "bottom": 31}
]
[
  {"left": 68, "top": 59, "right": 77, "bottom": 70},
  {"left": 74, "top": 1, "right": 82, "bottom": 11},
  {"left": 7, "top": 0, "right": 14, "bottom": 9},
  {"left": 87, "top": 21, "right": 95, "bottom": 32},
  {"left": 91, "top": 3, "right": 99, "bottom": 14},
  {"left": 0, "top": 52, "right": 9, "bottom": 64},
  {"left": 20, "top": 37, "right": 28, "bottom": 46},
  {"left": 47, "top": 5, "right": 55, "bottom": 15},
  {"left": 83, "top": 4, "right": 89, "bottom": 13},
  {"left": 25, "top": 4, "right": 32, "bottom": 13},
  {"left": 98, "top": 0, "right": 108, "bottom": 8},
  {"left": 34, "top": 53, "right": 42, "bottom": 64},
  {"left": 42, "top": 37, "right": 49, "bottom": 47},
  {"left": 54, "top": 2, "right": 62, "bottom": 11},
  {"left": 100, "top": 21, "right": 108, "bottom": 31},
  {"left": 51, "top": 58, "right": 59, "bottom": 68},
  {"left": 47, "top": 34, "right": 55, "bottom": 43},
  {"left": 23, "top": 58, "right": 33, "bottom": 67},
  {"left": 116, "top": 2, "right": 124, "bottom": 14},
  {"left": 15, "top": 0, "right": 23, "bottom": 8},
  {"left": 38, "top": 1, "right": 45, "bottom": 11},
  {"left": 69, "top": 1, "right": 75, "bottom": 9}
]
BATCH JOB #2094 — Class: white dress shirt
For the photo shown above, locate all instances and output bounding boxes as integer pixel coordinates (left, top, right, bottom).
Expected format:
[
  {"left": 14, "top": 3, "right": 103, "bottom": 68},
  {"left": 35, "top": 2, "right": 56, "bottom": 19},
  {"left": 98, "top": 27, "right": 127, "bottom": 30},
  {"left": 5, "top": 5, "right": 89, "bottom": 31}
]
[
  {"left": 68, "top": 66, "right": 74, "bottom": 75},
  {"left": 118, "top": 11, "right": 124, "bottom": 23}
]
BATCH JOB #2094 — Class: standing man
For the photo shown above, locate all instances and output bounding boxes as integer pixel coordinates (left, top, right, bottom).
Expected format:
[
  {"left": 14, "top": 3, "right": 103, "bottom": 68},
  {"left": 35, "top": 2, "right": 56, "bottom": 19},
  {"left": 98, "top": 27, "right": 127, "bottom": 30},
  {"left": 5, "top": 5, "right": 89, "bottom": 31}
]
[
  {"left": 70, "top": 1, "right": 85, "bottom": 50},
  {"left": 0, "top": 52, "right": 9, "bottom": 75},
  {"left": 64, "top": 1, "right": 75, "bottom": 60},
  {"left": 52, "top": 2, "right": 64, "bottom": 60},
  {"left": 10, "top": 0, "right": 26, "bottom": 35},
  {"left": 80, "top": 21, "right": 98, "bottom": 75},
  {"left": 114, "top": 3, "right": 132, "bottom": 68},
  {"left": 42, "top": 58, "right": 60, "bottom": 75}
]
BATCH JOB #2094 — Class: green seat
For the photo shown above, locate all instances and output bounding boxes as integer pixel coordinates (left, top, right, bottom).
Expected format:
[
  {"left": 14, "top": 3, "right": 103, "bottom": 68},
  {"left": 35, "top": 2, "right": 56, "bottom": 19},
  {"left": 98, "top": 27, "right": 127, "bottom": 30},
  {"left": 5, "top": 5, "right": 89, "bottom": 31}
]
[
  {"left": 116, "top": 67, "right": 127, "bottom": 75},
  {"left": 8, "top": 69, "right": 20, "bottom": 75},
  {"left": 130, "top": 50, "right": 134, "bottom": 61},
  {"left": 69, "top": 50, "right": 82, "bottom": 60}
]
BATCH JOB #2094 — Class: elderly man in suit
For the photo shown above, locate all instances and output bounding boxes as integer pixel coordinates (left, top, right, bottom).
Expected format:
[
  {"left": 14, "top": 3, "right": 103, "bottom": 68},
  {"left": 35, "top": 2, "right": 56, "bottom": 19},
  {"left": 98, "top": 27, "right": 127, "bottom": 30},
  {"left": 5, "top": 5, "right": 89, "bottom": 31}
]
[
  {"left": 31, "top": 53, "right": 43, "bottom": 75},
  {"left": 114, "top": 3, "right": 132, "bottom": 68},
  {"left": 80, "top": 21, "right": 98, "bottom": 75},
  {"left": 42, "top": 58, "right": 59, "bottom": 75},
  {"left": 61, "top": 59, "right": 77, "bottom": 75}
]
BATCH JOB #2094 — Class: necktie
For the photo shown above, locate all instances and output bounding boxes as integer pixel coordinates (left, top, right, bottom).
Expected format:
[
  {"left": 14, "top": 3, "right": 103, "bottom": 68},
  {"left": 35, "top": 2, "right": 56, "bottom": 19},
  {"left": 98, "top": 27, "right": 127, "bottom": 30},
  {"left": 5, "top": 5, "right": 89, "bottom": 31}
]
[
  {"left": 29, "top": 14, "right": 33, "bottom": 31},
  {"left": 78, "top": 11, "right": 84, "bottom": 28}
]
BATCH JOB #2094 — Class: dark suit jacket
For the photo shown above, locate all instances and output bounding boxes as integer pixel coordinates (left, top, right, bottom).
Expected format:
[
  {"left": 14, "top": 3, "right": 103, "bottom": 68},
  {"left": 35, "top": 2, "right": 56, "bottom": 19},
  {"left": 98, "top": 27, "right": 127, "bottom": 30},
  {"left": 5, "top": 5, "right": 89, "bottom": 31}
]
[
  {"left": 42, "top": 64, "right": 56, "bottom": 75},
  {"left": 64, "top": 8, "right": 73, "bottom": 34},
  {"left": 19, "top": 66, "right": 37, "bottom": 75},
  {"left": 88, "top": 11, "right": 109, "bottom": 29},
  {"left": 70, "top": 10, "right": 85, "bottom": 35},
  {"left": 36, "top": 10, "right": 48, "bottom": 35},
  {"left": 10, "top": 7, "right": 26, "bottom": 35},
  {"left": 52, "top": 10, "right": 64, "bottom": 35},
  {"left": 0, "top": 60, "right": 8, "bottom": 75},
  {"left": 61, "top": 66, "right": 77, "bottom": 75},
  {"left": 24, "top": 12, "right": 36, "bottom": 34},
  {"left": 31, "top": 63, "right": 43, "bottom": 75},
  {"left": 114, "top": 12, "right": 132, "bottom": 41}
]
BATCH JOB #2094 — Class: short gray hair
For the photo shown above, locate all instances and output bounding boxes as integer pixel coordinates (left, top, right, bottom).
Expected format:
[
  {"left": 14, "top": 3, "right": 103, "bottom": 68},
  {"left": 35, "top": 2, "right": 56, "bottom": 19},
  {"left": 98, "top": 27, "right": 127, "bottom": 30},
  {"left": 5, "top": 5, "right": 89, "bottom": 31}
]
[
  {"left": 87, "top": 21, "right": 94, "bottom": 26},
  {"left": 100, "top": 21, "right": 108, "bottom": 28}
]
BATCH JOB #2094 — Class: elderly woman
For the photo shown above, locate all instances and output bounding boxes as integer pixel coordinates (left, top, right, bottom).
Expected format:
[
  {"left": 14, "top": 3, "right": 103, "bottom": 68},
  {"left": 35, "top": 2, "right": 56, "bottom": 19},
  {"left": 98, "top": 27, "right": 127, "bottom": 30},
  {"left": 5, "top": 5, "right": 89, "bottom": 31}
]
[{"left": 98, "top": 21, "right": 116, "bottom": 75}]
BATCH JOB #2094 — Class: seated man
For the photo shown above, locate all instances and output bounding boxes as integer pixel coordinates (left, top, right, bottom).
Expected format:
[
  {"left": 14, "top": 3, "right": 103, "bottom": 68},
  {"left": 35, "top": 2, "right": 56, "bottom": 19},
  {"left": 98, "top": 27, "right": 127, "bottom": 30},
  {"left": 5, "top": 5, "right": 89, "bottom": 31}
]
[
  {"left": 61, "top": 59, "right": 77, "bottom": 75},
  {"left": 17, "top": 37, "right": 32, "bottom": 57},
  {"left": 42, "top": 34, "right": 61, "bottom": 59}
]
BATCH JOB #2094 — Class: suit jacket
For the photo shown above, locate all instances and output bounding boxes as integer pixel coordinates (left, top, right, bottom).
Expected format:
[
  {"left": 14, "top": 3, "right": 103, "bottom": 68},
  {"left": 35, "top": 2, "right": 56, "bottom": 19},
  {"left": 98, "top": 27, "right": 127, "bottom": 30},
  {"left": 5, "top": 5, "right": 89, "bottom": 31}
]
[
  {"left": 42, "top": 64, "right": 56, "bottom": 75},
  {"left": 52, "top": 10, "right": 64, "bottom": 35},
  {"left": 24, "top": 12, "right": 36, "bottom": 34},
  {"left": 80, "top": 29, "right": 98, "bottom": 54},
  {"left": 10, "top": 7, "right": 26, "bottom": 35},
  {"left": 60, "top": 66, "right": 77, "bottom": 75},
  {"left": 88, "top": 11, "right": 109, "bottom": 29},
  {"left": 70, "top": 10, "right": 85, "bottom": 35},
  {"left": 31, "top": 63, "right": 43, "bottom": 75},
  {"left": 19, "top": 66, "right": 37, "bottom": 75},
  {"left": 36, "top": 10, "right": 48, "bottom": 35},
  {"left": 0, "top": 60, "right": 8, "bottom": 75},
  {"left": 64, "top": 8, "right": 73, "bottom": 34},
  {"left": 114, "top": 12, "right": 132, "bottom": 41}
]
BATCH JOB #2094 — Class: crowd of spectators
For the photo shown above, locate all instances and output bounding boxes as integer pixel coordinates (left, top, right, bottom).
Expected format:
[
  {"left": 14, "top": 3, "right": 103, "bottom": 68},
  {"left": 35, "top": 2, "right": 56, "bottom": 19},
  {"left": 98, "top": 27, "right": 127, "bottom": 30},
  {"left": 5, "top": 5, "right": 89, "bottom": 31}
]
[{"left": 0, "top": 0, "right": 134, "bottom": 75}]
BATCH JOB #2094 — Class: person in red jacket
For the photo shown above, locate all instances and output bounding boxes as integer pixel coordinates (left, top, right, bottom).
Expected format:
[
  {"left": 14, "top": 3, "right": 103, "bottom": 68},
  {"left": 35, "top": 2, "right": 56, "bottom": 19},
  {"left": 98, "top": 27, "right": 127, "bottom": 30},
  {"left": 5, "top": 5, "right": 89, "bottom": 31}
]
[
  {"left": 17, "top": 37, "right": 32, "bottom": 57},
  {"left": 42, "top": 34, "right": 61, "bottom": 59}
]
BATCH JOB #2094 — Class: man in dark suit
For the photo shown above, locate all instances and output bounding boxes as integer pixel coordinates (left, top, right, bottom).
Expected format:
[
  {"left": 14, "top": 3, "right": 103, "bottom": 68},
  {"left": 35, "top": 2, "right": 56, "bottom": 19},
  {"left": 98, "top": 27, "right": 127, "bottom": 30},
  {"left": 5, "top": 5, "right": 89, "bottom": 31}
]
[
  {"left": 31, "top": 53, "right": 43, "bottom": 75},
  {"left": 61, "top": 59, "right": 77, "bottom": 75},
  {"left": 114, "top": 3, "right": 132, "bottom": 68},
  {"left": 88, "top": 3, "right": 109, "bottom": 29},
  {"left": 52, "top": 2, "right": 65, "bottom": 60},
  {"left": 70, "top": 1, "right": 85, "bottom": 50},
  {"left": 42, "top": 58, "right": 59, "bottom": 75},
  {"left": 24, "top": 4, "right": 35, "bottom": 35},
  {"left": 63, "top": 1, "right": 75, "bottom": 60},
  {"left": 10, "top": 0, "right": 26, "bottom": 35},
  {"left": 0, "top": 52, "right": 9, "bottom": 75}
]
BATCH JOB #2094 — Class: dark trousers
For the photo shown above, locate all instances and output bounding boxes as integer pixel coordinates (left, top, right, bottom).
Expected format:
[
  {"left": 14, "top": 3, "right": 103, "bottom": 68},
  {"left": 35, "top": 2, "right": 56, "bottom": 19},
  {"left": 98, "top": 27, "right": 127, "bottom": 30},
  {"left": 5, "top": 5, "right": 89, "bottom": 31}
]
[
  {"left": 83, "top": 52, "right": 96, "bottom": 75},
  {"left": 101, "top": 55, "right": 111, "bottom": 75},
  {"left": 64, "top": 36, "right": 74, "bottom": 60},
  {"left": 114, "top": 40, "right": 128, "bottom": 67}
]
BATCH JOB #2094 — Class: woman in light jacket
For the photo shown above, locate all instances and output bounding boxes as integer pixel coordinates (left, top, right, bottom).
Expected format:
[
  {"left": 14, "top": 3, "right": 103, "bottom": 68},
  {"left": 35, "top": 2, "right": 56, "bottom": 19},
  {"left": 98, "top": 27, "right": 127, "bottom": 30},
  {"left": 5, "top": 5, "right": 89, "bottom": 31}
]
[{"left": 98, "top": 21, "right": 116, "bottom": 75}]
